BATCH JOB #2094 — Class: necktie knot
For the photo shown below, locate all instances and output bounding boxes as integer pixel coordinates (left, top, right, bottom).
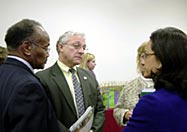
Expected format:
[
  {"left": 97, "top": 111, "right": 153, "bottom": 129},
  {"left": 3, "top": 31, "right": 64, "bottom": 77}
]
[{"left": 69, "top": 68, "right": 75, "bottom": 74}]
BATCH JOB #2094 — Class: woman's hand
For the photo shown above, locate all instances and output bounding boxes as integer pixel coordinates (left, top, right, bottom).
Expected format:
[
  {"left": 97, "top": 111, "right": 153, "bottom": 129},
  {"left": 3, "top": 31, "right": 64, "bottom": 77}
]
[{"left": 124, "top": 110, "right": 133, "bottom": 120}]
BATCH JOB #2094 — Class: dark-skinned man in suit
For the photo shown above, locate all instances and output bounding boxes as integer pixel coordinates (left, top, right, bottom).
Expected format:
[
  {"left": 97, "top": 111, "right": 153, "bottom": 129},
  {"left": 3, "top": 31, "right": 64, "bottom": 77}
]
[{"left": 0, "top": 19, "right": 60, "bottom": 132}]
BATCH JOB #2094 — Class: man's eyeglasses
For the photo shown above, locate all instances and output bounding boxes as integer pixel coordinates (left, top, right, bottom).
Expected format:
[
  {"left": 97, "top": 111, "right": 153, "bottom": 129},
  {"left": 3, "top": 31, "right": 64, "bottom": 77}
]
[
  {"left": 65, "top": 42, "right": 88, "bottom": 51},
  {"left": 141, "top": 52, "right": 155, "bottom": 60},
  {"left": 30, "top": 41, "right": 50, "bottom": 52}
]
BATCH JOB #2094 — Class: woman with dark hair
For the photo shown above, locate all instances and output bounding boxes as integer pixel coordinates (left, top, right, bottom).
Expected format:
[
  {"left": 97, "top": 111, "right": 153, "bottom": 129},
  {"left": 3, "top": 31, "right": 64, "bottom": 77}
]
[{"left": 123, "top": 27, "right": 187, "bottom": 132}]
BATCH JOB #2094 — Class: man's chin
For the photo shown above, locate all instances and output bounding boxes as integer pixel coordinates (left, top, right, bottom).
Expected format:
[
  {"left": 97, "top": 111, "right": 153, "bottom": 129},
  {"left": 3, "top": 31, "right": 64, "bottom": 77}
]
[
  {"left": 74, "top": 60, "right": 81, "bottom": 65},
  {"left": 34, "top": 64, "right": 45, "bottom": 70}
]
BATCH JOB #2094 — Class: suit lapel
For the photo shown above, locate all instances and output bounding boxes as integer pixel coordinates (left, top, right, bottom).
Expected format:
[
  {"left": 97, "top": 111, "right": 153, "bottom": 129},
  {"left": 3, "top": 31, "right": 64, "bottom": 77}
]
[{"left": 51, "top": 63, "right": 77, "bottom": 116}]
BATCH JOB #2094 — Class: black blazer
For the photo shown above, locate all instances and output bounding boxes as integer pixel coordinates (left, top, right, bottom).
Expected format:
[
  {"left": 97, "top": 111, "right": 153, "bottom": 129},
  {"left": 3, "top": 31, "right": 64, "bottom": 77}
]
[
  {"left": 0, "top": 58, "right": 60, "bottom": 132},
  {"left": 36, "top": 62, "right": 105, "bottom": 132}
]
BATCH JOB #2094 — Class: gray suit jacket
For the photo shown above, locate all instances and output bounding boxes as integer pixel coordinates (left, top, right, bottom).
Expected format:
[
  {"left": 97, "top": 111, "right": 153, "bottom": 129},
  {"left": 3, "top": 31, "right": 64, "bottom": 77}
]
[{"left": 36, "top": 62, "right": 105, "bottom": 132}]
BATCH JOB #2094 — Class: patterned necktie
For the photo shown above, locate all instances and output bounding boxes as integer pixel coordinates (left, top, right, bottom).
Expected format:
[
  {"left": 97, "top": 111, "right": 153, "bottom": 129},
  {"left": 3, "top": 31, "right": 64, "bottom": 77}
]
[{"left": 69, "top": 68, "right": 85, "bottom": 117}]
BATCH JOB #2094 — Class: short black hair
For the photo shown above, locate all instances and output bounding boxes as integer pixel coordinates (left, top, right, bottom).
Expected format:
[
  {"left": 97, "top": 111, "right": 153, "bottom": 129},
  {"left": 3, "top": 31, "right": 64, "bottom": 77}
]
[{"left": 5, "top": 19, "right": 42, "bottom": 49}]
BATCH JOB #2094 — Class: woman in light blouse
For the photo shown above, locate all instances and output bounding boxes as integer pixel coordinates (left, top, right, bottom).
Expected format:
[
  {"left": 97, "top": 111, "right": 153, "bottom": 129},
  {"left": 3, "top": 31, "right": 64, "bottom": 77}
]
[{"left": 113, "top": 41, "right": 154, "bottom": 126}]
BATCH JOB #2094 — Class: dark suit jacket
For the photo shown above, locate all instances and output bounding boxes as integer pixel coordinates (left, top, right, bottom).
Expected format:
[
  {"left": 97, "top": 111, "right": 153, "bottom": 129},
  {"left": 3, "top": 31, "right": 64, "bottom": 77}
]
[
  {"left": 123, "top": 88, "right": 187, "bottom": 132},
  {"left": 0, "top": 58, "right": 60, "bottom": 132},
  {"left": 36, "top": 62, "right": 105, "bottom": 132}
]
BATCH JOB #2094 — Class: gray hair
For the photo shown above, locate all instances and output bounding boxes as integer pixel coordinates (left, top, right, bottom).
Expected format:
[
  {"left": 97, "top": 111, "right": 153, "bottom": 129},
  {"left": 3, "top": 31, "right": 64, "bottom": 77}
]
[{"left": 56, "top": 31, "right": 85, "bottom": 53}]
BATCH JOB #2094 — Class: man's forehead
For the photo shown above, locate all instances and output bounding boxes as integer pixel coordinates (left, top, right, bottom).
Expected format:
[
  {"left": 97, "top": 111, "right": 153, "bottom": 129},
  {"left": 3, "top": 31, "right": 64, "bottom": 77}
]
[
  {"left": 69, "top": 35, "right": 85, "bottom": 42},
  {"left": 71, "top": 35, "right": 85, "bottom": 39}
]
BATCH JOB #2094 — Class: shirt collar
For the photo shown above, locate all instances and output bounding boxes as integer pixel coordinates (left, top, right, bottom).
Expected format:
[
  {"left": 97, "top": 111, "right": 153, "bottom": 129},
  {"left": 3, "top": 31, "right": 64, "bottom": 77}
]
[
  {"left": 139, "top": 74, "right": 154, "bottom": 88},
  {"left": 8, "top": 55, "right": 34, "bottom": 72},
  {"left": 57, "top": 60, "right": 77, "bottom": 73}
]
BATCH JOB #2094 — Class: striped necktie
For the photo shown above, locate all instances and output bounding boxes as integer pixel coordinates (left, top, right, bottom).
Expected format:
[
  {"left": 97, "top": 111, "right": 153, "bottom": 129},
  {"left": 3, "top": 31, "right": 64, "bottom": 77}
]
[{"left": 69, "top": 68, "right": 85, "bottom": 117}]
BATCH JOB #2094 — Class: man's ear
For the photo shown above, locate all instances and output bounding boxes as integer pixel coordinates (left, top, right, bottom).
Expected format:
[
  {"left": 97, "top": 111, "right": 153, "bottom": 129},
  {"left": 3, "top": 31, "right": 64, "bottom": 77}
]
[
  {"left": 57, "top": 43, "right": 64, "bottom": 52},
  {"left": 21, "top": 41, "right": 32, "bottom": 56}
]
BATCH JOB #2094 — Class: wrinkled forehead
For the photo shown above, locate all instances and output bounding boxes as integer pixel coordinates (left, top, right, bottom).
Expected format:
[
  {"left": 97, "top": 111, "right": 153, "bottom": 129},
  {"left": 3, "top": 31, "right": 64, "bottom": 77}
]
[{"left": 68, "top": 35, "right": 86, "bottom": 44}]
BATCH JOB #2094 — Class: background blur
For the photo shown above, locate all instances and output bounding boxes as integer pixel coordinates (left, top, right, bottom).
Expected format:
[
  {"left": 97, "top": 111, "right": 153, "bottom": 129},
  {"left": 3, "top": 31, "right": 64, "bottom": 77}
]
[{"left": 0, "top": 0, "right": 186, "bottom": 82}]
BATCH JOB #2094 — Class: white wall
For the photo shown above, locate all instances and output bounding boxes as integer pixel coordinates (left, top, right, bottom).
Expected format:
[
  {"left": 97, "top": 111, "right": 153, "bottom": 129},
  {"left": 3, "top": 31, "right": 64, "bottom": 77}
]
[{"left": 1, "top": 0, "right": 187, "bottom": 82}]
